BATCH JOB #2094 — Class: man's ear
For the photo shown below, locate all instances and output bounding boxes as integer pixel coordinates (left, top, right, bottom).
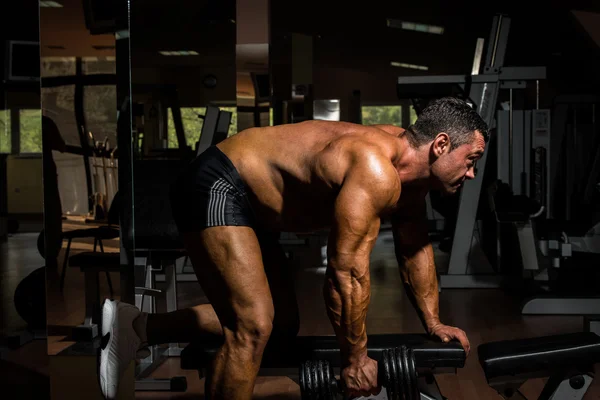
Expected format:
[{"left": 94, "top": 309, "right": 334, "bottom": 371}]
[{"left": 432, "top": 132, "right": 450, "bottom": 157}]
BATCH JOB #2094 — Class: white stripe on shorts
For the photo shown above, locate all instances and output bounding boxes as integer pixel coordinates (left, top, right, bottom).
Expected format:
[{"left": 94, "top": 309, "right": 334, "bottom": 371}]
[{"left": 207, "top": 178, "right": 236, "bottom": 226}]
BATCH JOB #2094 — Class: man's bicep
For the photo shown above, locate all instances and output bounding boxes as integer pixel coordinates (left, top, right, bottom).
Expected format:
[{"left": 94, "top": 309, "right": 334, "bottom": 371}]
[
  {"left": 328, "top": 153, "right": 399, "bottom": 264},
  {"left": 329, "top": 180, "right": 381, "bottom": 263}
]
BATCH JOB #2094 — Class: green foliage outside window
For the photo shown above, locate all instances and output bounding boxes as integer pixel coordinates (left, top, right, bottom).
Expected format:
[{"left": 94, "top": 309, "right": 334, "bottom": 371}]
[
  {"left": 168, "top": 107, "right": 238, "bottom": 149},
  {"left": 0, "top": 109, "right": 43, "bottom": 154},
  {"left": 0, "top": 110, "right": 10, "bottom": 153},
  {"left": 410, "top": 105, "right": 418, "bottom": 125},
  {"left": 361, "top": 105, "right": 402, "bottom": 126},
  {"left": 20, "top": 109, "right": 43, "bottom": 153},
  {"left": 360, "top": 105, "right": 419, "bottom": 127}
]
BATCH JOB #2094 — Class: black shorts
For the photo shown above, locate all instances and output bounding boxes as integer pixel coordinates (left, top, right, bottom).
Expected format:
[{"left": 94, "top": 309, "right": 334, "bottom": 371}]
[{"left": 170, "top": 146, "right": 256, "bottom": 233}]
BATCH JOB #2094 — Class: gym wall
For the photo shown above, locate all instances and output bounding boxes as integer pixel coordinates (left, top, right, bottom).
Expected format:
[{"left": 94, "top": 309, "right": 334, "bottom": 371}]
[
  {"left": 131, "top": 65, "right": 237, "bottom": 108},
  {"left": 6, "top": 156, "right": 43, "bottom": 215}
]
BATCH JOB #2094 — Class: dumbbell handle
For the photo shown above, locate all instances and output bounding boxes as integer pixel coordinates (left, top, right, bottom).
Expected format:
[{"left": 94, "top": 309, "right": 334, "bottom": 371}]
[
  {"left": 329, "top": 376, "right": 389, "bottom": 400},
  {"left": 301, "top": 345, "right": 420, "bottom": 400}
]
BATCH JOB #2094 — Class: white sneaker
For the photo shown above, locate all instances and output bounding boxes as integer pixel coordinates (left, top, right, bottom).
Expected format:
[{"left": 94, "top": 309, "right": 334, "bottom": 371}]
[{"left": 99, "top": 299, "right": 147, "bottom": 399}]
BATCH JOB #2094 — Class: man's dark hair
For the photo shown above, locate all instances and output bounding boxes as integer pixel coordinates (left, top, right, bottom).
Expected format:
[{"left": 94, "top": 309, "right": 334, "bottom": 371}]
[{"left": 406, "top": 97, "right": 489, "bottom": 149}]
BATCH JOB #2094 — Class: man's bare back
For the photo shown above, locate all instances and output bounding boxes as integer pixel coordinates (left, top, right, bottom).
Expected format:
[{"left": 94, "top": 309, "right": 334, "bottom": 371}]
[{"left": 217, "top": 120, "right": 412, "bottom": 232}]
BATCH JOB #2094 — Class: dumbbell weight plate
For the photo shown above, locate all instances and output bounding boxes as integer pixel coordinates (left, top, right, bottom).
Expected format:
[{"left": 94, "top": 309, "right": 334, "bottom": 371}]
[
  {"left": 383, "top": 347, "right": 402, "bottom": 400},
  {"left": 299, "top": 359, "right": 336, "bottom": 400},
  {"left": 405, "top": 348, "right": 419, "bottom": 400},
  {"left": 400, "top": 346, "right": 419, "bottom": 400},
  {"left": 401, "top": 347, "right": 410, "bottom": 400},
  {"left": 383, "top": 346, "right": 419, "bottom": 400},
  {"left": 299, "top": 360, "right": 312, "bottom": 399},
  {"left": 322, "top": 360, "right": 335, "bottom": 399}
]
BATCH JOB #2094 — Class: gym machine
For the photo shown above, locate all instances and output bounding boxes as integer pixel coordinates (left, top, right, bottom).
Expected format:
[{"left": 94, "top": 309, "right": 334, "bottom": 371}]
[
  {"left": 551, "top": 95, "right": 600, "bottom": 222},
  {"left": 491, "top": 97, "right": 600, "bottom": 317},
  {"left": 396, "top": 14, "right": 546, "bottom": 288},
  {"left": 516, "top": 219, "right": 600, "bottom": 317},
  {"left": 179, "top": 331, "right": 600, "bottom": 399}
]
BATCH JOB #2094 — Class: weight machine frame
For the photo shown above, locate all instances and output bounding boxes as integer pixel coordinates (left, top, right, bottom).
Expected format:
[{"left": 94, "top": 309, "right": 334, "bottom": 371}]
[{"left": 397, "top": 14, "right": 546, "bottom": 288}]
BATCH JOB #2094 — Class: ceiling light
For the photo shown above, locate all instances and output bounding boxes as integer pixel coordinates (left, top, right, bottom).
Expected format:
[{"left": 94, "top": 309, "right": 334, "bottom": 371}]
[
  {"left": 390, "top": 61, "right": 429, "bottom": 71},
  {"left": 40, "top": 1, "right": 63, "bottom": 7},
  {"left": 387, "top": 19, "right": 444, "bottom": 35},
  {"left": 159, "top": 50, "right": 199, "bottom": 56}
]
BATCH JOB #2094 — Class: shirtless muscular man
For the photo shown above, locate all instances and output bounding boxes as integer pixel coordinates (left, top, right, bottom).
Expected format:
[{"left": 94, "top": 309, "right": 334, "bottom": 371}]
[{"left": 100, "top": 97, "right": 487, "bottom": 399}]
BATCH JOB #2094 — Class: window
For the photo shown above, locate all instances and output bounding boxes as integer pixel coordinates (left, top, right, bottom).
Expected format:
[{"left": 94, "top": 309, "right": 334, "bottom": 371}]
[
  {"left": 410, "top": 105, "right": 418, "bottom": 125},
  {"left": 84, "top": 85, "right": 117, "bottom": 147},
  {"left": 19, "top": 109, "right": 42, "bottom": 153},
  {"left": 224, "top": 107, "right": 237, "bottom": 137},
  {"left": 361, "top": 105, "right": 402, "bottom": 126},
  {"left": 41, "top": 57, "right": 76, "bottom": 78},
  {"left": 167, "top": 107, "right": 238, "bottom": 149},
  {"left": 42, "top": 85, "right": 78, "bottom": 146},
  {"left": 168, "top": 107, "right": 205, "bottom": 149},
  {"left": 0, "top": 110, "right": 10, "bottom": 153},
  {"left": 82, "top": 57, "right": 116, "bottom": 75}
]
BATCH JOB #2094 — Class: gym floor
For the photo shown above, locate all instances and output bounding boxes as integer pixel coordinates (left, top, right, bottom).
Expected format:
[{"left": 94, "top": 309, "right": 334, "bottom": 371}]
[{"left": 1, "top": 223, "right": 599, "bottom": 399}]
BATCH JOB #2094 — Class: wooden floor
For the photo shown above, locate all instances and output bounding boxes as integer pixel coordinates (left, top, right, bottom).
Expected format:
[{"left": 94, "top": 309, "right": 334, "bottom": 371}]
[{"left": 1, "top": 226, "right": 599, "bottom": 399}]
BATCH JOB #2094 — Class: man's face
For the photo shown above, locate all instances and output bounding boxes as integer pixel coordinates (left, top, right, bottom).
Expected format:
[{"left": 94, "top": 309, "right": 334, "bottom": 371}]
[{"left": 430, "top": 131, "right": 485, "bottom": 194}]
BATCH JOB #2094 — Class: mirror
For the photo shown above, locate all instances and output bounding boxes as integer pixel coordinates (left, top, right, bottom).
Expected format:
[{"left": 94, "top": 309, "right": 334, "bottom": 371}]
[
  {"left": 38, "top": 0, "right": 128, "bottom": 397},
  {"left": 1, "top": 5, "right": 45, "bottom": 392}
]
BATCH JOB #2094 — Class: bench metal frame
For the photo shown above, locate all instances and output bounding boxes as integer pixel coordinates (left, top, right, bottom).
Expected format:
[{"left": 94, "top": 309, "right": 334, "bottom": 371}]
[
  {"left": 489, "top": 370, "right": 594, "bottom": 400},
  {"left": 134, "top": 254, "right": 184, "bottom": 392}
]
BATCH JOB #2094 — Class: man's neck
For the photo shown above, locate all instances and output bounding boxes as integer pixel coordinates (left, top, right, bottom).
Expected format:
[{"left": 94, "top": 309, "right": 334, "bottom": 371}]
[{"left": 394, "top": 136, "right": 431, "bottom": 187}]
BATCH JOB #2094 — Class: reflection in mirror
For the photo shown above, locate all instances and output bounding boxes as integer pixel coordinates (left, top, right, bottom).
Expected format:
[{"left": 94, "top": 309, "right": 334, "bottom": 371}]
[
  {"left": 0, "top": 0, "right": 47, "bottom": 396},
  {"left": 36, "top": 0, "right": 127, "bottom": 397}
]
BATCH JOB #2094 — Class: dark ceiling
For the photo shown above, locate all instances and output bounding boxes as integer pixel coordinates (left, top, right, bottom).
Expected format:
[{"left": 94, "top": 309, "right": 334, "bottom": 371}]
[
  {"left": 268, "top": 0, "right": 600, "bottom": 91},
  {"left": 4, "top": 0, "right": 599, "bottom": 95}
]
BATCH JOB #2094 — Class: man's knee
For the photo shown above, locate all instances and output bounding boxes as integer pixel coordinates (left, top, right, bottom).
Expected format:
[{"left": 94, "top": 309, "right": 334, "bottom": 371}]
[{"left": 228, "top": 311, "right": 274, "bottom": 351}]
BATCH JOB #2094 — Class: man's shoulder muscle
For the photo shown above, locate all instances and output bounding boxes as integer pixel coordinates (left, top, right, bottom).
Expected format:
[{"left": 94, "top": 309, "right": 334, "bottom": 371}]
[{"left": 342, "top": 144, "right": 401, "bottom": 210}]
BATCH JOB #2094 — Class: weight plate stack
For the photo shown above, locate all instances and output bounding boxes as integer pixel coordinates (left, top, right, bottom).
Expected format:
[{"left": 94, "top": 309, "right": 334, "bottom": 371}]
[
  {"left": 299, "top": 359, "right": 335, "bottom": 400},
  {"left": 403, "top": 346, "right": 419, "bottom": 400},
  {"left": 383, "top": 346, "right": 402, "bottom": 399},
  {"left": 382, "top": 345, "right": 419, "bottom": 400}
]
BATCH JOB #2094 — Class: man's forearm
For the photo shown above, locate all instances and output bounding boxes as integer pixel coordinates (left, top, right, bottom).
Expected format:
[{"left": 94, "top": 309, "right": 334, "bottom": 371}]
[
  {"left": 398, "top": 243, "right": 441, "bottom": 332},
  {"left": 323, "top": 257, "right": 370, "bottom": 367}
]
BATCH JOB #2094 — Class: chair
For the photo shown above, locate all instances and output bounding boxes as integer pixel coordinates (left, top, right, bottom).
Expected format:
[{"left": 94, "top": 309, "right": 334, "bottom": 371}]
[{"left": 60, "top": 192, "right": 121, "bottom": 295}]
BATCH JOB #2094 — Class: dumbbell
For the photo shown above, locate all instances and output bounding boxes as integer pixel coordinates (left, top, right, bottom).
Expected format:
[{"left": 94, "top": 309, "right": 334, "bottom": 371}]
[{"left": 299, "top": 345, "right": 419, "bottom": 400}]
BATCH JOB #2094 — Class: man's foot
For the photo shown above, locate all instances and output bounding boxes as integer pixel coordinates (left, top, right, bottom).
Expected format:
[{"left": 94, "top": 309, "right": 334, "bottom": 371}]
[{"left": 99, "top": 299, "right": 147, "bottom": 399}]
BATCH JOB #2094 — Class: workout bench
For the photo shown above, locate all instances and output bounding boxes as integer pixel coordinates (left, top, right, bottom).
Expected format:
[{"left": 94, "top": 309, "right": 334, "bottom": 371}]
[
  {"left": 478, "top": 332, "right": 600, "bottom": 399},
  {"left": 181, "top": 333, "right": 466, "bottom": 399},
  {"left": 181, "top": 332, "right": 600, "bottom": 399}
]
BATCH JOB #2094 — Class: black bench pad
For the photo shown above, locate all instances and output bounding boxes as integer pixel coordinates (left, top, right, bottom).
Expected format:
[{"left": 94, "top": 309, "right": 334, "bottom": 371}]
[
  {"left": 478, "top": 332, "right": 600, "bottom": 381},
  {"left": 181, "top": 334, "right": 465, "bottom": 370}
]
